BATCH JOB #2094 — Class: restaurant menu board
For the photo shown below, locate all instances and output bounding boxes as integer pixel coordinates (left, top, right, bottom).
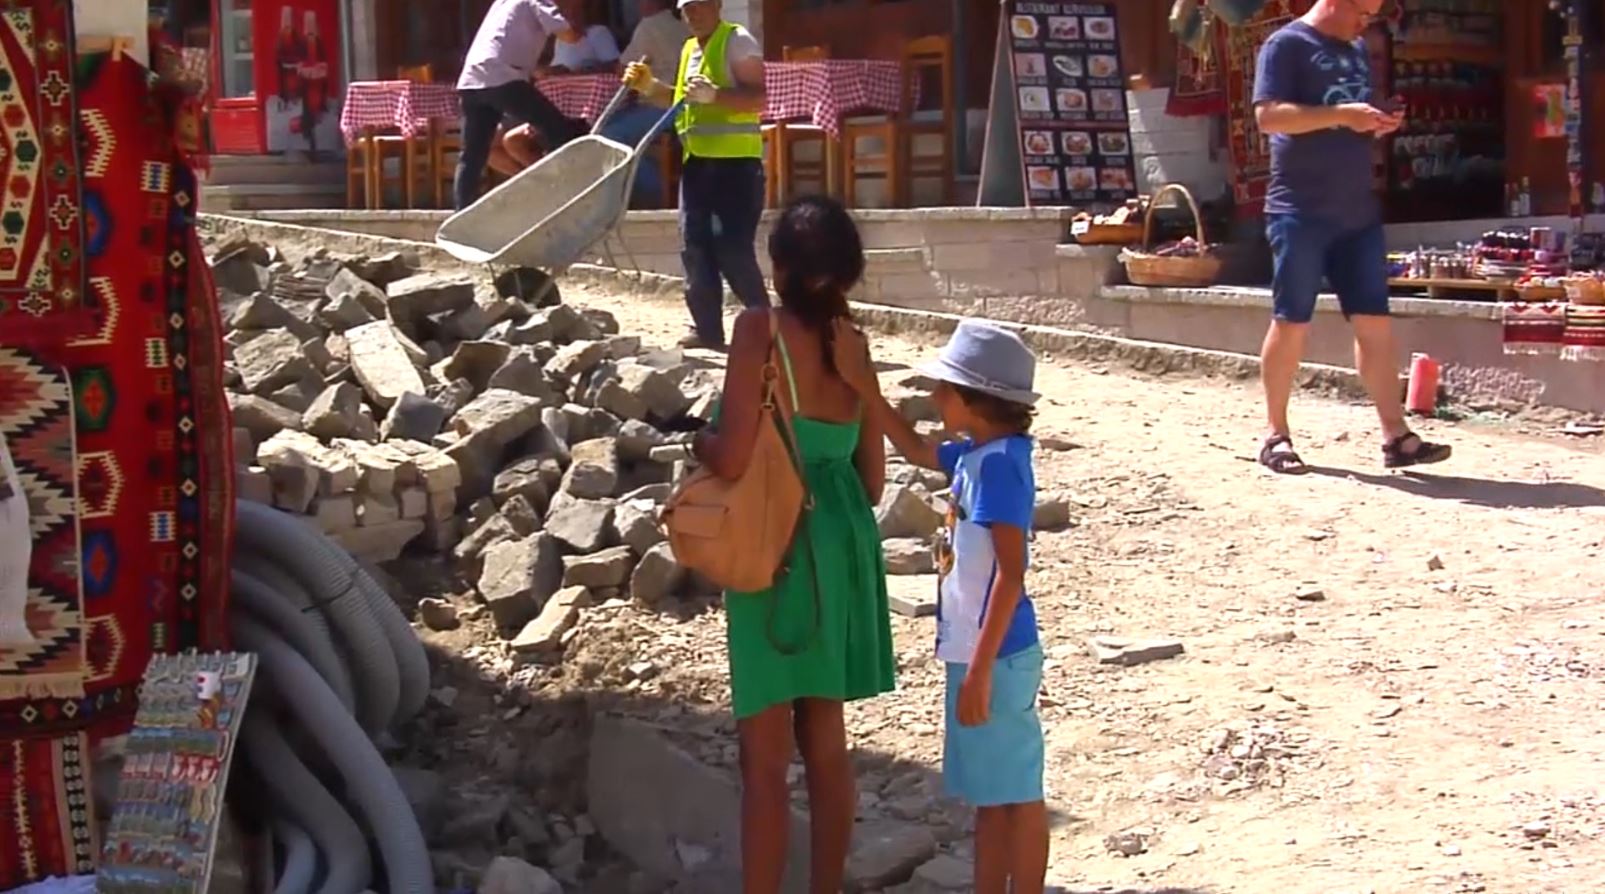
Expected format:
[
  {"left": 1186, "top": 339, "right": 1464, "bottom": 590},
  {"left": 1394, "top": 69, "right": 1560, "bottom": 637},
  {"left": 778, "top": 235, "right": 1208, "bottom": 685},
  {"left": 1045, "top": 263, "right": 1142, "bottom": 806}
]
[{"left": 1006, "top": 2, "right": 1137, "bottom": 206}]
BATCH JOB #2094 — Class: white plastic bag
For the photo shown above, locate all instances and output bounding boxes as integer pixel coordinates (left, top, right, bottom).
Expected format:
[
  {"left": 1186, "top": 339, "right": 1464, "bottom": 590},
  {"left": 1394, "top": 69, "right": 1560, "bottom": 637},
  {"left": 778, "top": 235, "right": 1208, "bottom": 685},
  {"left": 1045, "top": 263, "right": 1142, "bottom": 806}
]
[{"left": 0, "top": 432, "right": 34, "bottom": 646}]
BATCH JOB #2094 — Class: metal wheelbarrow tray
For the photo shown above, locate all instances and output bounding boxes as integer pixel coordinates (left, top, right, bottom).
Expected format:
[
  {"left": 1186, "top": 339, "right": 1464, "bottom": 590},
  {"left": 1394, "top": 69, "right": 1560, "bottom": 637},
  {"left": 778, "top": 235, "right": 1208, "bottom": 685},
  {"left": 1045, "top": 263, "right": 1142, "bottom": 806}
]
[{"left": 435, "top": 90, "right": 682, "bottom": 281}]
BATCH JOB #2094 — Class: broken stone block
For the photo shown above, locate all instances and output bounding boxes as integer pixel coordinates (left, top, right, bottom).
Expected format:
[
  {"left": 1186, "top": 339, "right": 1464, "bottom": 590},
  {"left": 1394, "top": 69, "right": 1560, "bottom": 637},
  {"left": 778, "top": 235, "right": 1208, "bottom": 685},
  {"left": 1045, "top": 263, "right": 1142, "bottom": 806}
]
[
  {"left": 876, "top": 486, "right": 945, "bottom": 540},
  {"left": 331, "top": 519, "right": 425, "bottom": 563},
  {"left": 580, "top": 307, "right": 620, "bottom": 336},
  {"left": 237, "top": 466, "right": 273, "bottom": 505},
  {"left": 432, "top": 340, "right": 511, "bottom": 393},
  {"left": 615, "top": 419, "right": 665, "bottom": 462},
  {"left": 434, "top": 302, "right": 493, "bottom": 342},
  {"left": 346, "top": 320, "right": 426, "bottom": 409},
  {"left": 845, "top": 822, "right": 937, "bottom": 891},
  {"left": 264, "top": 377, "right": 321, "bottom": 415},
  {"left": 492, "top": 456, "right": 553, "bottom": 515},
  {"left": 228, "top": 292, "right": 294, "bottom": 332},
  {"left": 630, "top": 542, "right": 685, "bottom": 604},
  {"left": 610, "top": 499, "right": 664, "bottom": 556},
  {"left": 229, "top": 393, "right": 304, "bottom": 442},
  {"left": 883, "top": 538, "right": 935, "bottom": 575},
  {"left": 545, "top": 497, "right": 615, "bottom": 554},
  {"left": 412, "top": 448, "right": 463, "bottom": 496},
  {"left": 617, "top": 362, "right": 692, "bottom": 421},
  {"left": 510, "top": 586, "right": 585, "bottom": 654},
  {"left": 486, "top": 349, "right": 564, "bottom": 405},
  {"left": 347, "top": 251, "right": 415, "bottom": 289},
  {"left": 397, "top": 486, "right": 428, "bottom": 520},
  {"left": 561, "top": 545, "right": 636, "bottom": 589},
  {"left": 545, "top": 340, "right": 608, "bottom": 383},
  {"left": 387, "top": 272, "right": 475, "bottom": 319},
  {"left": 324, "top": 266, "right": 389, "bottom": 318},
  {"left": 235, "top": 329, "right": 317, "bottom": 395},
  {"left": 318, "top": 289, "right": 377, "bottom": 331},
  {"left": 359, "top": 492, "right": 402, "bottom": 527},
  {"left": 1033, "top": 496, "right": 1074, "bottom": 532},
  {"left": 312, "top": 495, "right": 358, "bottom": 533},
  {"left": 428, "top": 377, "right": 476, "bottom": 418},
  {"left": 500, "top": 494, "right": 542, "bottom": 536},
  {"left": 886, "top": 575, "right": 938, "bottom": 618},
  {"left": 453, "top": 515, "right": 518, "bottom": 573},
  {"left": 232, "top": 427, "right": 256, "bottom": 465},
  {"left": 477, "top": 856, "right": 562, "bottom": 894},
  {"left": 1087, "top": 636, "right": 1185, "bottom": 667},
  {"left": 417, "top": 598, "right": 460, "bottom": 632},
  {"left": 477, "top": 533, "right": 563, "bottom": 630},
  {"left": 381, "top": 391, "right": 449, "bottom": 443},
  {"left": 593, "top": 379, "right": 648, "bottom": 422},
  {"left": 302, "top": 382, "right": 367, "bottom": 441},
  {"left": 562, "top": 438, "right": 619, "bottom": 500},
  {"left": 256, "top": 434, "right": 321, "bottom": 513},
  {"left": 443, "top": 389, "right": 544, "bottom": 501}
]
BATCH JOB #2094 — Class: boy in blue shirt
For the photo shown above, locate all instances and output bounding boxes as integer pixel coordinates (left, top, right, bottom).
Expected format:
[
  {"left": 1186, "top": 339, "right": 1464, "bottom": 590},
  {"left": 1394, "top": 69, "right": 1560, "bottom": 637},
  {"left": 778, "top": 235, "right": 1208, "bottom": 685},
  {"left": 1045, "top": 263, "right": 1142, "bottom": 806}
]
[{"left": 834, "top": 318, "right": 1048, "bottom": 893}]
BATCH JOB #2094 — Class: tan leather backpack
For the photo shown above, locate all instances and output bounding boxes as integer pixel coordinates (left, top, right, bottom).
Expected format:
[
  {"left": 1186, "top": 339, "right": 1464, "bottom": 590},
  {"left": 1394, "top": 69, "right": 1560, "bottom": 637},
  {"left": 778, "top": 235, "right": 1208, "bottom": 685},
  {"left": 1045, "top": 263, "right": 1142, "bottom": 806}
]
[{"left": 660, "top": 313, "right": 811, "bottom": 594}]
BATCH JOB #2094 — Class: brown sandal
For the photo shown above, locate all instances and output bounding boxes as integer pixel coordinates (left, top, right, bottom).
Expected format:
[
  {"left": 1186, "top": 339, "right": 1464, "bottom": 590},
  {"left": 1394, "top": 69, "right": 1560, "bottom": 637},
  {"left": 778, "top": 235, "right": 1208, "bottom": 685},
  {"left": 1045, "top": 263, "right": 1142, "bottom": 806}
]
[
  {"left": 1258, "top": 434, "right": 1311, "bottom": 475},
  {"left": 1383, "top": 432, "right": 1451, "bottom": 469}
]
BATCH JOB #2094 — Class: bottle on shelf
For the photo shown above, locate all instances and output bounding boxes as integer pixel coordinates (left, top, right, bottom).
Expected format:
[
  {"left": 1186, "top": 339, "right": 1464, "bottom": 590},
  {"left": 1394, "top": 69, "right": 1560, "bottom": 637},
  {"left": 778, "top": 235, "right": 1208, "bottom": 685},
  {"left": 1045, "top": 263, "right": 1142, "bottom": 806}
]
[{"left": 1520, "top": 177, "right": 1533, "bottom": 216}]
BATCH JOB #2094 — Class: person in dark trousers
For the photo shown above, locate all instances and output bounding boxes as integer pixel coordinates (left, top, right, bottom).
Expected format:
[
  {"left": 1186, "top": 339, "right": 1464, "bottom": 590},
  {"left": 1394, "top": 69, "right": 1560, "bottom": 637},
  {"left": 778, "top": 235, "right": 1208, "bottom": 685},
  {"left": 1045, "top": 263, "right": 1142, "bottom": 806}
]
[
  {"left": 622, "top": 0, "right": 767, "bottom": 350},
  {"left": 1252, "top": 0, "right": 1450, "bottom": 473},
  {"left": 454, "top": 0, "right": 587, "bottom": 210}
]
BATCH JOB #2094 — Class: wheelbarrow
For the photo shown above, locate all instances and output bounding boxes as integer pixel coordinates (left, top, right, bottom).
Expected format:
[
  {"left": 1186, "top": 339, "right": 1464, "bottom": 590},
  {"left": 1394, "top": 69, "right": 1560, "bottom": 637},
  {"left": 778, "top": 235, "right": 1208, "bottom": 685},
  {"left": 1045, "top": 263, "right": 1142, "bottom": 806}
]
[{"left": 434, "top": 85, "right": 684, "bottom": 305}]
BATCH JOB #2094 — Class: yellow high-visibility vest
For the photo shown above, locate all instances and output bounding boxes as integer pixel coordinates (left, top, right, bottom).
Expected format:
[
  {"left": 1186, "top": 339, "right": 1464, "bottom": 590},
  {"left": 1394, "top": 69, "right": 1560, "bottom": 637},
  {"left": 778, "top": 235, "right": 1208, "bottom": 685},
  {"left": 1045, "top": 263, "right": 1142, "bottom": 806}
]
[{"left": 674, "top": 22, "right": 762, "bottom": 160}]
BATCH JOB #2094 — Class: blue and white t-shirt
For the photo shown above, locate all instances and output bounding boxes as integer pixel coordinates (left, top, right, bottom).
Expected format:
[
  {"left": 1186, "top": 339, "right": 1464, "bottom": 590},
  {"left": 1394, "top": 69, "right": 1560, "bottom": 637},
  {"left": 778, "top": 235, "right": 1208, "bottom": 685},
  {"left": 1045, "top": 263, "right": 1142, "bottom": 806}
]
[{"left": 934, "top": 436, "right": 1039, "bottom": 665}]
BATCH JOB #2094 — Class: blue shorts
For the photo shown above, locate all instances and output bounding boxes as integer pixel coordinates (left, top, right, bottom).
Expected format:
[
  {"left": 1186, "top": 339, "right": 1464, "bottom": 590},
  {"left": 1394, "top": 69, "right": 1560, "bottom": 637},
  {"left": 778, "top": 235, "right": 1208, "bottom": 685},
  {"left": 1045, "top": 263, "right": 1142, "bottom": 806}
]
[
  {"left": 1266, "top": 213, "right": 1390, "bottom": 324},
  {"left": 943, "top": 644, "right": 1045, "bottom": 807}
]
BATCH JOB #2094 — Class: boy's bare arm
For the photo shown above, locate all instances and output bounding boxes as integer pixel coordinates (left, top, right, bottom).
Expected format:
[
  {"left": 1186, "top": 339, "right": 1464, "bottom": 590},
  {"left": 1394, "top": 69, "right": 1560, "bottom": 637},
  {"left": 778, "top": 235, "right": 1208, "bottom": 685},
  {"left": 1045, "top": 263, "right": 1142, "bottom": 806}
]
[{"left": 863, "top": 390, "right": 940, "bottom": 471}]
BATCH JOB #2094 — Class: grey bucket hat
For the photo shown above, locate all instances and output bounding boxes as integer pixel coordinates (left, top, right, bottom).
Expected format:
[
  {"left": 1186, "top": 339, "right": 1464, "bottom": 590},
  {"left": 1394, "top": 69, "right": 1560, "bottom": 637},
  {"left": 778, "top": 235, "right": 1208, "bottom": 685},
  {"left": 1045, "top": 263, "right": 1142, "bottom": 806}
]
[{"left": 920, "top": 320, "right": 1039, "bottom": 406}]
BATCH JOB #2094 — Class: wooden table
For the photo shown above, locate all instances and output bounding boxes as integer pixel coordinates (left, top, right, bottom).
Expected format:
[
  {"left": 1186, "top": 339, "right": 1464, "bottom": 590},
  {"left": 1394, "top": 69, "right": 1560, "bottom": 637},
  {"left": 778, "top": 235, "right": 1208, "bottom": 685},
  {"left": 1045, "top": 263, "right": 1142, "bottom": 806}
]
[{"left": 1388, "top": 277, "right": 1517, "bottom": 301}]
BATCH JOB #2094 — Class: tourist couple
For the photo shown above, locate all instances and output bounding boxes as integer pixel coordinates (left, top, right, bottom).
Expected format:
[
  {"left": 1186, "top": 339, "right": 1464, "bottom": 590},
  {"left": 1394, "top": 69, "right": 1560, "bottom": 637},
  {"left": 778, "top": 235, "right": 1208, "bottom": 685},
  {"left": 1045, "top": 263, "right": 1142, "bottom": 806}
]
[{"left": 691, "top": 195, "right": 1051, "bottom": 894}]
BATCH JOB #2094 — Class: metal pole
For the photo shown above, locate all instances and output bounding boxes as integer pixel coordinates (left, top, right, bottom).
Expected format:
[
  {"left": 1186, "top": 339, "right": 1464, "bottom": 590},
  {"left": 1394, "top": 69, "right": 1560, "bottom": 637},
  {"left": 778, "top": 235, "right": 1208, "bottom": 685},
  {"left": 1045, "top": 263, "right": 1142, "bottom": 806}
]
[{"left": 951, "top": 0, "right": 969, "bottom": 178}]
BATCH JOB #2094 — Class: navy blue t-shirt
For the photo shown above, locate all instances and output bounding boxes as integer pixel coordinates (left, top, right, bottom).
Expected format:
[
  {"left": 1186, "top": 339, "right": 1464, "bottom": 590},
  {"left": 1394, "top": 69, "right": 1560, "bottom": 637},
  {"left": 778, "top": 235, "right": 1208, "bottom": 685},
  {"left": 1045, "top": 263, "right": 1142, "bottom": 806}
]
[{"left": 1252, "top": 20, "right": 1380, "bottom": 229}]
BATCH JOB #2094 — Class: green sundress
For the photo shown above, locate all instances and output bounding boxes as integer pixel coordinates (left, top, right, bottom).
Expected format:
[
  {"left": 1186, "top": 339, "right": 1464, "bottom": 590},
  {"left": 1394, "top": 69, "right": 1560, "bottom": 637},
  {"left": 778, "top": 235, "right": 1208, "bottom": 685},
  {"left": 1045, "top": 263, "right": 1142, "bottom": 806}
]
[{"left": 724, "top": 336, "right": 897, "bottom": 719}]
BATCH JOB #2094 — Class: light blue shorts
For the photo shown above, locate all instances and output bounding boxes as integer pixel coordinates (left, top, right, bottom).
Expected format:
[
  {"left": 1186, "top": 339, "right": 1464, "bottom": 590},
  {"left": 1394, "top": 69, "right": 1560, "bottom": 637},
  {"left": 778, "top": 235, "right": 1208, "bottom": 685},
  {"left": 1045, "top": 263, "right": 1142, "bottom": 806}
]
[{"left": 943, "top": 643, "right": 1045, "bottom": 807}]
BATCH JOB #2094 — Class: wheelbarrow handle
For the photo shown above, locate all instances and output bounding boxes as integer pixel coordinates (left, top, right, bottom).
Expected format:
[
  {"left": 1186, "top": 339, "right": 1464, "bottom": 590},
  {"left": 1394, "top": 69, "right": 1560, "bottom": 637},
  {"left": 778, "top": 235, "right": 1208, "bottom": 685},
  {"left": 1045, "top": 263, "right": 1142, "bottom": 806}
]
[
  {"left": 637, "top": 99, "right": 686, "bottom": 154},
  {"left": 590, "top": 82, "right": 635, "bottom": 135}
]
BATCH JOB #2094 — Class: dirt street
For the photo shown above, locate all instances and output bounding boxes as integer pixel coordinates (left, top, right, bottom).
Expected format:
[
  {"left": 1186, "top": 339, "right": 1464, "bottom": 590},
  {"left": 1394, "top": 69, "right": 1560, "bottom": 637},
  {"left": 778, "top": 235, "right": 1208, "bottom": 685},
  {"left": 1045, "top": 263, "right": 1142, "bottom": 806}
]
[{"left": 443, "top": 278, "right": 1605, "bottom": 894}]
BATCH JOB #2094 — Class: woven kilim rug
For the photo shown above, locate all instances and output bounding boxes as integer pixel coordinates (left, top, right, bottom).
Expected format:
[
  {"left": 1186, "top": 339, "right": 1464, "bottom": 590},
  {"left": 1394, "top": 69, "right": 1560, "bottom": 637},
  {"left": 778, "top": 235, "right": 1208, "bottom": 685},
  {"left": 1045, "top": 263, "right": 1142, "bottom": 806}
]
[
  {"left": 1501, "top": 302, "right": 1566, "bottom": 356},
  {"left": 0, "top": 0, "right": 91, "bottom": 350},
  {"left": 0, "top": 731, "right": 96, "bottom": 887},
  {"left": 0, "top": 347, "right": 83, "bottom": 704},
  {"left": 1562, "top": 304, "right": 1605, "bottom": 362},
  {"left": 1222, "top": 1, "right": 1300, "bottom": 218}
]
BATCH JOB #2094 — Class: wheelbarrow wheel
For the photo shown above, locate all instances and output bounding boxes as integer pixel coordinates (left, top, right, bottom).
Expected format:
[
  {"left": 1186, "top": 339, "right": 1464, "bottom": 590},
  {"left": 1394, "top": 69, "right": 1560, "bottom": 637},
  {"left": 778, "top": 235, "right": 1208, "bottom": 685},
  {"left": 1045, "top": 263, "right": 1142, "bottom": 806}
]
[{"left": 495, "top": 267, "right": 561, "bottom": 308}]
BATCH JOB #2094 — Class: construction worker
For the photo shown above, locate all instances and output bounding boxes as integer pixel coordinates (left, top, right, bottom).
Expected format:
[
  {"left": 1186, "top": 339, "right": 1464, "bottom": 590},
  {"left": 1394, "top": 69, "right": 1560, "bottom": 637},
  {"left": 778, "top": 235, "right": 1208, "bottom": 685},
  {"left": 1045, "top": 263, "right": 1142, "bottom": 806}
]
[{"left": 622, "top": 0, "right": 766, "bottom": 350}]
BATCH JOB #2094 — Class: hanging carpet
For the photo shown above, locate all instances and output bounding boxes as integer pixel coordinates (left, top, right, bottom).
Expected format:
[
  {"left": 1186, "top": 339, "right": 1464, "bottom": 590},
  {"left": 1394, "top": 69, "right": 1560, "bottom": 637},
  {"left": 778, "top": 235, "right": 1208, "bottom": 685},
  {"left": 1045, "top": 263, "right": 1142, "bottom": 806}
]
[{"left": 0, "top": 731, "right": 96, "bottom": 888}]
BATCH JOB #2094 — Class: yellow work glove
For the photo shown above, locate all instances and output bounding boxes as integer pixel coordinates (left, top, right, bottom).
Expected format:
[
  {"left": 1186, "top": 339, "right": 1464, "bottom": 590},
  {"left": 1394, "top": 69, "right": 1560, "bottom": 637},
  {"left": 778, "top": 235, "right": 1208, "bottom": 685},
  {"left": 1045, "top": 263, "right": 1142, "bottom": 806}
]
[
  {"left": 622, "top": 60, "right": 654, "bottom": 93},
  {"left": 684, "top": 74, "right": 718, "bottom": 105}
]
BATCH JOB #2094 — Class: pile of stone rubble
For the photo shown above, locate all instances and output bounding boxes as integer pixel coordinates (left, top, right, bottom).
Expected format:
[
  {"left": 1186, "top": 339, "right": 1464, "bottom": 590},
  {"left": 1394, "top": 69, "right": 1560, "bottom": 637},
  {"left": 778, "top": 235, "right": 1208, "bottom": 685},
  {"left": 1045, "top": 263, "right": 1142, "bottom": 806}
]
[{"left": 212, "top": 234, "right": 979, "bottom": 648}]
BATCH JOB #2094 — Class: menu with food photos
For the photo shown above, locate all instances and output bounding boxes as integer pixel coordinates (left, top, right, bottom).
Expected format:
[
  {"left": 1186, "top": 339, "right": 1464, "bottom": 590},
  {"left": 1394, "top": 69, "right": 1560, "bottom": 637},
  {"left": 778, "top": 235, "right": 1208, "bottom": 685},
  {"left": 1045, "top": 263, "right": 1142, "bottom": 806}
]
[{"left": 989, "top": 0, "right": 1137, "bottom": 207}]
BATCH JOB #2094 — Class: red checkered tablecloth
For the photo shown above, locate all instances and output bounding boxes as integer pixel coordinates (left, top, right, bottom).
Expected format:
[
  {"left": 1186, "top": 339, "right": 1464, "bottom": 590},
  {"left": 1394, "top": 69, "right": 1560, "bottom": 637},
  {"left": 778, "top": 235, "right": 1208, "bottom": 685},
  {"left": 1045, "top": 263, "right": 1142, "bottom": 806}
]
[
  {"left": 762, "top": 61, "right": 908, "bottom": 137},
  {"left": 340, "top": 81, "right": 460, "bottom": 143},
  {"left": 536, "top": 74, "right": 623, "bottom": 122}
]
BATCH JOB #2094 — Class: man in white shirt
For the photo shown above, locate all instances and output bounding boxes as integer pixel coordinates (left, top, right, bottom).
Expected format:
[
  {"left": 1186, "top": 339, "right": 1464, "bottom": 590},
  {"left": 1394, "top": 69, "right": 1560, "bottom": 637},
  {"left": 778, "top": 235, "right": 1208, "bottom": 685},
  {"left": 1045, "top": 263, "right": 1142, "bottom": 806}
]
[
  {"left": 454, "top": 0, "right": 587, "bottom": 209},
  {"left": 546, "top": 0, "right": 621, "bottom": 73},
  {"left": 600, "top": 0, "right": 692, "bottom": 206}
]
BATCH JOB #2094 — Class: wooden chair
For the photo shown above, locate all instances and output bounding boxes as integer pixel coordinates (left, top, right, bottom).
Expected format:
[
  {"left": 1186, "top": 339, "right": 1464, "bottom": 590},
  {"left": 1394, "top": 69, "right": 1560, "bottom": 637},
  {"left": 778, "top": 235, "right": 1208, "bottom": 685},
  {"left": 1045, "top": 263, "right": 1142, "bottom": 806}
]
[
  {"left": 841, "top": 35, "right": 954, "bottom": 208},
  {"left": 358, "top": 127, "right": 431, "bottom": 209},
  {"left": 430, "top": 119, "right": 463, "bottom": 209},
  {"left": 764, "top": 45, "right": 837, "bottom": 205},
  {"left": 396, "top": 63, "right": 434, "bottom": 83}
]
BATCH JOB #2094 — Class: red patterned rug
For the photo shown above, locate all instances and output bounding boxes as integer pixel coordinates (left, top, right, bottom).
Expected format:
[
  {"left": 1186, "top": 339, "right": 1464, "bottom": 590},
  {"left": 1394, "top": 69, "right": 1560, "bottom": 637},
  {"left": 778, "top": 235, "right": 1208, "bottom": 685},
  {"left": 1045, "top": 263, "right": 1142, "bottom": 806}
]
[
  {"left": 0, "top": 0, "right": 92, "bottom": 350},
  {"left": 1223, "top": 1, "right": 1302, "bottom": 218},
  {"left": 0, "top": 52, "right": 232, "bottom": 741},
  {"left": 1167, "top": 23, "right": 1226, "bottom": 118},
  {"left": 0, "top": 347, "right": 83, "bottom": 703},
  {"left": 0, "top": 731, "right": 96, "bottom": 887}
]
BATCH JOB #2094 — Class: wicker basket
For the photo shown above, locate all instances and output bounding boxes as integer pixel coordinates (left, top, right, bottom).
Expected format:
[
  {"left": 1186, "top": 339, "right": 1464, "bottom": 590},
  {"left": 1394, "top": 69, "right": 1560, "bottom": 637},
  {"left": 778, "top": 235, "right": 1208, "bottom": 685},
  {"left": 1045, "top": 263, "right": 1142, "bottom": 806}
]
[
  {"left": 1567, "top": 277, "right": 1605, "bottom": 306},
  {"left": 1120, "top": 184, "right": 1224, "bottom": 287},
  {"left": 1072, "top": 221, "right": 1144, "bottom": 246}
]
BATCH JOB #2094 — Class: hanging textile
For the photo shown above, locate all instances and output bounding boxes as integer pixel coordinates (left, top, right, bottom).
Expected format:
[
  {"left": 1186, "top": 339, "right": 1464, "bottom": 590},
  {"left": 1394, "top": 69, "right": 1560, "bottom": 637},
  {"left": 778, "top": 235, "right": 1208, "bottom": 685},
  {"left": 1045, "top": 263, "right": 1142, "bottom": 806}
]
[
  {"left": 1501, "top": 302, "right": 1567, "bottom": 356},
  {"left": 0, "top": 0, "right": 92, "bottom": 350},
  {"left": 0, "top": 348, "right": 83, "bottom": 705},
  {"left": 1222, "top": 0, "right": 1302, "bottom": 218},
  {"left": 1561, "top": 304, "right": 1605, "bottom": 361},
  {"left": 1167, "top": 23, "right": 1227, "bottom": 117},
  {"left": 0, "top": 731, "right": 97, "bottom": 889}
]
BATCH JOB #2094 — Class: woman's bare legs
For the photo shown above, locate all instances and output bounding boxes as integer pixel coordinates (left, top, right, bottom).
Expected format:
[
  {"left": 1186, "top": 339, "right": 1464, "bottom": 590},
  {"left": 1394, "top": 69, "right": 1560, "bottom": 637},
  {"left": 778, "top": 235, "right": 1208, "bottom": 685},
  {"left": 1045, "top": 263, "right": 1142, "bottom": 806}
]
[
  {"left": 739, "top": 703, "right": 795, "bottom": 894},
  {"left": 795, "top": 698, "right": 854, "bottom": 894}
]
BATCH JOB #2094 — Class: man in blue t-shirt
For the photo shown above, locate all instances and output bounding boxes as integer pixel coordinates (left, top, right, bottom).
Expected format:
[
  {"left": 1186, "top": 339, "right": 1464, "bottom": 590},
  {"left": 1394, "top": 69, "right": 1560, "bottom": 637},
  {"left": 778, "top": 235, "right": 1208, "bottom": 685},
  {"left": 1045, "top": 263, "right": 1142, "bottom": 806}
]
[{"left": 1251, "top": 0, "right": 1450, "bottom": 474}]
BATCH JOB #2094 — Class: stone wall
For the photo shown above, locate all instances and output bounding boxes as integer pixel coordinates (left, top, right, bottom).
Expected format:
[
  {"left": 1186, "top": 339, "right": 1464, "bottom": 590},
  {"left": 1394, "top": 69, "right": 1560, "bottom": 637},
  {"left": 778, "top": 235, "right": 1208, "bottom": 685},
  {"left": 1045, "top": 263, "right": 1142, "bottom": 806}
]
[{"left": 1128, "top": 89, "right": 1229, "bottom": 202}]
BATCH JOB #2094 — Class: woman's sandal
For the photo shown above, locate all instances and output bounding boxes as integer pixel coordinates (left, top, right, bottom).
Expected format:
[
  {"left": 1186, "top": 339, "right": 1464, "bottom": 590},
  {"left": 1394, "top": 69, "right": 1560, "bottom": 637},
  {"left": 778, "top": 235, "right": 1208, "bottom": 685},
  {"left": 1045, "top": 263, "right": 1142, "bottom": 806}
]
[
  {"left": 1383, "top": 432, "right": 1452, "bottom": 469},
  {"left": 1258, "top": 434, "right": 1310, "bottom": 475}
]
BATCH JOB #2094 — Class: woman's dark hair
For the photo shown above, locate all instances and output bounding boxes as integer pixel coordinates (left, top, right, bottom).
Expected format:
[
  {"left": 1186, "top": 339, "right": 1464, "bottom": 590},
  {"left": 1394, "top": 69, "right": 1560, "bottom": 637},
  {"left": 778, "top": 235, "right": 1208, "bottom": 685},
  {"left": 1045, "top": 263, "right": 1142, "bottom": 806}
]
[
  {"left": 768, "top": 195, "right": 865, "bottom": 373},
  {"left": 953, "top": 384, "right": 1036, "bottom": 434}
]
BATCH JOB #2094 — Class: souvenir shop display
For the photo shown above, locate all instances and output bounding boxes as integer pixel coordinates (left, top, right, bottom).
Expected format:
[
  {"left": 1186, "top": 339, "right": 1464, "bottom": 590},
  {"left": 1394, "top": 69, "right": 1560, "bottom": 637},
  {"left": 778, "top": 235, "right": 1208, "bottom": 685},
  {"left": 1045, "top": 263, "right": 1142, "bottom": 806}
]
[
  {"left": 1120, "top": 184, "right": 1225, "bottom": 287},
  {"left": 1071, "top": 197, "right": 1147, "bottom": 245},
  {"left": 98, "top": 652, "right": 257, "bottom": 894}
]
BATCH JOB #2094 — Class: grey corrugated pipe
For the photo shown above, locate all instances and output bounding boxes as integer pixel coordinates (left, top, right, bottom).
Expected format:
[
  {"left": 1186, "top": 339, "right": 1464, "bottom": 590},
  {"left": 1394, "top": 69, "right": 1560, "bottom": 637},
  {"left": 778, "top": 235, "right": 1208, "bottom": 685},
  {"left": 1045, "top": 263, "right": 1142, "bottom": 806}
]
[
  {"left": 232, "top": 568, "right": 357, "bottom": 713},
  {"left": 241, "top": 710, "right": 374, "bottom": 894},
  {"left": 271, "top": 818, "right": 317, "bottom": 894},
  {"left": 233, "top": 614, "right": 430, "bottom": 894},
  {"left": 233, "top": 551, "right": 353, "bottom": 686},
  {"left": 234, "top": 501, "right": 406, "bottom": 732}
]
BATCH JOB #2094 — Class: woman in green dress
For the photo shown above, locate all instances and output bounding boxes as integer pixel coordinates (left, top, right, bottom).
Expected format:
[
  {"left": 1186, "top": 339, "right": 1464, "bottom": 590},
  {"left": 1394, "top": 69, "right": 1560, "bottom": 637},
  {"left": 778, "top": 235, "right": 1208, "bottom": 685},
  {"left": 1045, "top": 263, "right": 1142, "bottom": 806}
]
[{"left": 692, "top": 195, "right": 897, "bottom": 893}]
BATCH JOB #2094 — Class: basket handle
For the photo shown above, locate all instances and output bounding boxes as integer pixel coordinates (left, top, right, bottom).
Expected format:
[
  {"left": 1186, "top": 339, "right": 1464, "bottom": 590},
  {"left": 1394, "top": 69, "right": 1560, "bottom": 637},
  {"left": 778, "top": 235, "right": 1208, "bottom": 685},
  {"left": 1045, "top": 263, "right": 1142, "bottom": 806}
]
[{"left": 1141, "top": 183, "right": 1207, "bottom": 252}]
